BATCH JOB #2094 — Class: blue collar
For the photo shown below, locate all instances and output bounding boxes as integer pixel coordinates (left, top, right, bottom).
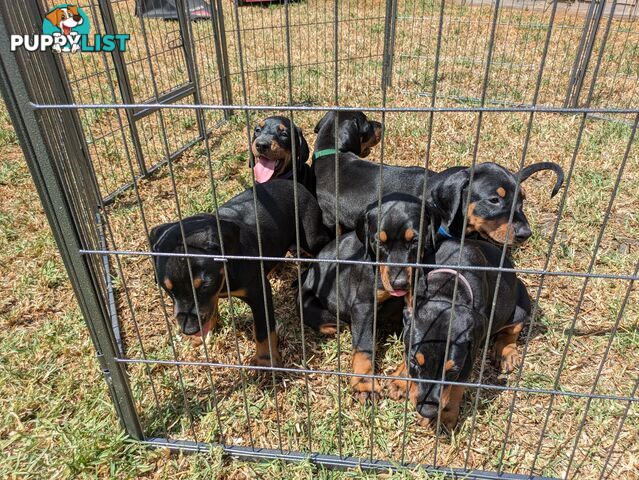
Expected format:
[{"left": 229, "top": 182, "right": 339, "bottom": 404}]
[{"left": 438, "top": 226, "right": 454, "bottom": 239}]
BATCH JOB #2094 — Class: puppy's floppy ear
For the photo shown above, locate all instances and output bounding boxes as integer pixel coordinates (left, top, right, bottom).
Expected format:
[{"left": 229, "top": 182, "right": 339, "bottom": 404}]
[
  {"left": 149, "top": 222, "right": 178, "bottom": 284},
  {"left": 295, "top": 126, "right": 310, "bottom": 165},
  {"left": 355, "top": 210, "right": 370, "bottom": 251},
  {"left": 402, "top": 305, "right": 414, "bottom": 332},
  {"left": 247, "top": 125, "right": 256, "bottom": 168},
  {"left": 337, "top": 117, "right": 362, "bottom": 154},
  {"left": 420, "top": 201, "right": 441, "bottom": 254},
  {"left": 215, "top": 219, "right": 241, "bottom": 255},
  {"left": 314, "top": 112, "right": 333, "bottom": 134},
  {"left": 151, "top": 214, "right": 218, "bottom": 253},
  {"left": 182, "top": 217, "right": 239, "bottom": 256},
  {"left": 357, "top": 114, "right": 380, "bottom": 140},
  {"left": 428, "top": 169, "right": 470, "bottom": 229},
  {"left": 150, "top": 222, "right": 178, "bottom": 252},
  {"left": 370, "top": 120, "right": 383, "bottom": 134},
  {"left": 45, "top": 8, "right": 64, "bottom": 27},
  {"left": 470, "top": 310, "right": 488, "bottom": 356}
]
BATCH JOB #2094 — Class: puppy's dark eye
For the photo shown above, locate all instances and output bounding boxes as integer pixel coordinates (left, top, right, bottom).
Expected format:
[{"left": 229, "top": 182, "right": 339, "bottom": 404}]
[
  {"left": 488, "top": 197, "right": 500, "bottom": 204},
  {"left": 254, "top": 127, "right": 261, "bottom": 133}
]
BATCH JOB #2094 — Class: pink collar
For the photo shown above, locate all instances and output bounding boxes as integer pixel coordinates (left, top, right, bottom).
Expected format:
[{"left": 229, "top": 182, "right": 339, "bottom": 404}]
[{"left": 427, "top": 268, "right": 474, "bottom": 305}]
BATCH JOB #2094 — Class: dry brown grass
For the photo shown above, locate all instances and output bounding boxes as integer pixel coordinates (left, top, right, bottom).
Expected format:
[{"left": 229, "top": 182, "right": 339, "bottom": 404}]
[{"left": 5, "top": 0, "right": 639, "bottom": 478}]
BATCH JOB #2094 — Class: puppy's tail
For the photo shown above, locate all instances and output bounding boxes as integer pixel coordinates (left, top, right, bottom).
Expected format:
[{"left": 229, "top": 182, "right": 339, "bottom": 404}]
[{"left": 517, "top": 162, "right": 565, "bottom": 198}]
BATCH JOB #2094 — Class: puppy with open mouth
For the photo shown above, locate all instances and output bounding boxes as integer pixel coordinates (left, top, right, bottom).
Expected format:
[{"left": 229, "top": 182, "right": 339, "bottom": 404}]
[
  {"left": 300, "top": 193, "right": 436, "bottom": 403},
  {"left": 250, "top": 116, "right": 313, "bottom": 194}
]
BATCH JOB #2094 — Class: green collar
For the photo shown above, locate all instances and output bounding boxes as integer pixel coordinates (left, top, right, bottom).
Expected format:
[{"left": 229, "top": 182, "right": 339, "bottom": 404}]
[{"left": 312, "top": 148, "right": 337, "bottom": 160}]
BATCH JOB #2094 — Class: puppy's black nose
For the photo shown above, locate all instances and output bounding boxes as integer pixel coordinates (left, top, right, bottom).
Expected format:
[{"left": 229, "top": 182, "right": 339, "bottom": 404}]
[
  {"left": 73, "top": 15, "right": 82, "bottom": 21},
  {"left": 417, "top": 402, "right": 440, "bottom": 420},
  {"left": 515, "top": 225, "right": 532, "bottom": 243},
  {"left": 177, "top": 313, "right": 200, "bottom": 335},
  {"left": 255, "top": 140, "right": 270, "bottom": 153},
  {"left": 391, "top": 278, "right": 410, "bottom": 291}
]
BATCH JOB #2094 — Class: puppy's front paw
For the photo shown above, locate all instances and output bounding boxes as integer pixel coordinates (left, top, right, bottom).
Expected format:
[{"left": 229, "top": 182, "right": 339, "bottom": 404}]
[
  {"left": 186, "top": 335, "right": 204, "bottom": 348},
  {"left": 351, "top": 377, "right": 382, "bottom": 404},
  {"left": 494, "top": 346, "right": 519, "bottom": 374},
  {"left": 354, "top": 390, "right": 382, "bottom": 404},
  {"left": 415, "top": 409, "right": 459, "bottom": 432},
  {"left": 318, "top": 323, "right": 338, "bottom": 336},
  {"left": 387, "top": 378, "right": 409, "bottom": 401},
  {"left": 250, "top": 353, "right": 282, "bottom": 369}
]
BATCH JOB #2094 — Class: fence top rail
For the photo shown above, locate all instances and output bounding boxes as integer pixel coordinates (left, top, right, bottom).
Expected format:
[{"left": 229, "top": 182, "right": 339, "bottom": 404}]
[{"left": 29, "top": 102, "right": 639, "bottom": 115}]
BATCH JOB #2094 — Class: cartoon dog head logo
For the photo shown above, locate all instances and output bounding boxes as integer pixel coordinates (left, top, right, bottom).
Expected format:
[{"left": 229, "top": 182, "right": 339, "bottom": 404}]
[{"left": 43, "top": 4, "right": 90, "bottom": 53}]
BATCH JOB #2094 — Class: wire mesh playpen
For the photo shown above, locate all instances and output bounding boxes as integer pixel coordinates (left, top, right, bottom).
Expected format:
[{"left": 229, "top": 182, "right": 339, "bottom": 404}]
[{"left": 1, "top": 0, "right": 638, "bottom": 478}]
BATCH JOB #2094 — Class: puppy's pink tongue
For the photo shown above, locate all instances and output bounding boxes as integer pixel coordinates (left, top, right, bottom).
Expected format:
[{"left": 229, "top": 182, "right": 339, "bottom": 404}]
[
  {"left": 253, "top": 156, "right": 276, "bottom": 183},
  {"left": 390, "top": 290, "right": 407, "bottom": 297}
]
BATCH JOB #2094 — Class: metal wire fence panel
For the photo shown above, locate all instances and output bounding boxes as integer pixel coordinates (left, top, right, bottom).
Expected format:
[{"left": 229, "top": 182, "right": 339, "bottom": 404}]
[{"left": 2, "top": 0, "right": 639, "bottom": 478}]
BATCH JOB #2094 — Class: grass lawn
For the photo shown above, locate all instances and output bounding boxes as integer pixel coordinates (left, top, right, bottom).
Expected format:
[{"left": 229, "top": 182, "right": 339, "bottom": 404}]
[{"left": 2, "top": 0, "right": 639, "bottom": 478}]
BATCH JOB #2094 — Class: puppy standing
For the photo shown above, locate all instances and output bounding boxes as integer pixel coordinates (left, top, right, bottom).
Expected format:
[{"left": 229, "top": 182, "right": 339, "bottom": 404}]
[
  {"left": 389, "top": 238, "right": 530, "bottom": 429},
  {"left": 151, "top": 180, "right": 330, "bottom": 367},
  {"left": 312, "top": 111, "right": 435, "bottom": 233},
  {"left": 300, "top": 193, "right": 434, "bottom": 402}
]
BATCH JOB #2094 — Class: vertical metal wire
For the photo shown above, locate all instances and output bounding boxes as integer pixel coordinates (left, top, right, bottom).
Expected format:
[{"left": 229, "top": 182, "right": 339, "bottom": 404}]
[
  {"left": 596, "top": 16, "right": 637, "bottom": 111},
  {"left": 531, "top": 124, "right": 629, "bottom": 476},
  {"left": 231, "top": 0, "right": 284, "bottom": 453},
  {"left": 35, "top": 0, "right": 199, "bottom": 443},
  {"left": 498, "top": 59, "right": 607, "bottom": 480},
  {"left": 81, "top": 0, "right": 176, "bottom": 443},
  {"left": 367, "top": 0, "right": 400, "bottom": 459},
  {"left": 283, "top": 0, "right": 313, "bottom": 453},
  {"left": 332, "top": 0, "right": 344, "bottom": 460},
  {"left": 204, "top": 11, "right": 258, "bottom": 435},
  {"left": 133, "top": 3, "right": 225, "bottom": 445},
  {"left": 177, "top": 0, "right": 259, "bottom": 445}
]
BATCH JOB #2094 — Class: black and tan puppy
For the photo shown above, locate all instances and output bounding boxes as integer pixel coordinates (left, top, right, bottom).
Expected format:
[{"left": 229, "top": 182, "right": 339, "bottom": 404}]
[
  {"left": 300, "top": 193, "right": 434, "bottom": 402},
  {"left": 312, "top": 111, "right": 435, "bottom": 233},
  {"left": 427, "top": 162, "right": 564, "bottom": 246},
  {"left": 388, "top": 238, "right": 530, "bottom": 429},
  {"left": 150, "top": 180, "right": 330, "bottom": 367},
  {"left": 250, "top": 116, "right": 313, "bottom": 193}
]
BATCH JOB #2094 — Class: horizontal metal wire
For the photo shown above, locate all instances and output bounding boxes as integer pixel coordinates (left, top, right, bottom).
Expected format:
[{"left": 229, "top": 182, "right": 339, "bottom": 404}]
[
  {"left": 29, "top": 102, "right": 639, "bottom": 114},
  {"left": 116, "top": 357, "right": 639, "bottom": 404},
  {"left": 142, "top": 437, "right": 556, "bottom": 479},
  {"left": 79, "top": 249, "right": 639, "bottom": 281}
]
